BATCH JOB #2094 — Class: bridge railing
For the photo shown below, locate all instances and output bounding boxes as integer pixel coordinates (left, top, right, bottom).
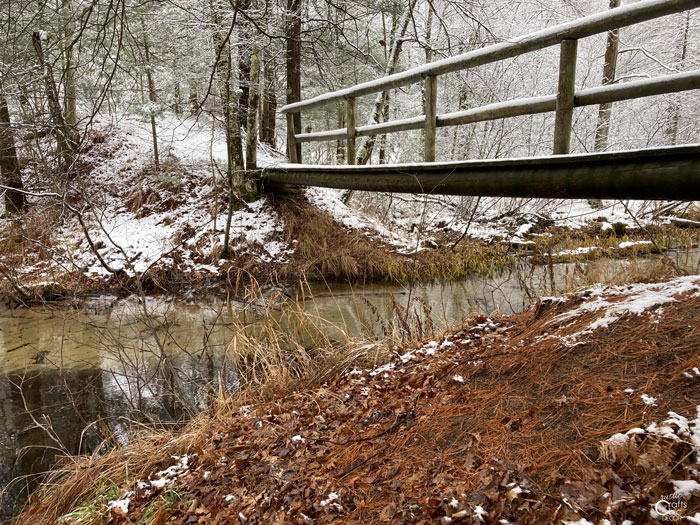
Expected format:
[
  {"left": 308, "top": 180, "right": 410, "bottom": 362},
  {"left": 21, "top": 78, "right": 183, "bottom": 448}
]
[{"left": 280, "top": 0, "right": 700, "bottom": 164}]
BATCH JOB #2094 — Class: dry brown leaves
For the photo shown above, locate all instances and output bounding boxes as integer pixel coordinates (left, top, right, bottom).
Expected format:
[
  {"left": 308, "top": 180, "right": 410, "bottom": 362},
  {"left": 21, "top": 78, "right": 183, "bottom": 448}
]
[{"left": 59, "top": 288, "right": 700, "bottom": 524}]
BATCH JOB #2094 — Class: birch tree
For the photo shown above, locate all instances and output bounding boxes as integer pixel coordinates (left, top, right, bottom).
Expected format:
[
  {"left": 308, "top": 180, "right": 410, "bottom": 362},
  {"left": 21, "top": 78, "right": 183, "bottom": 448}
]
[
  {"left": 355, "top": 0, "right": 418, "bottom": 166},
  {"left": 593, "top": 0, "right": 621, "bottom": 153}
]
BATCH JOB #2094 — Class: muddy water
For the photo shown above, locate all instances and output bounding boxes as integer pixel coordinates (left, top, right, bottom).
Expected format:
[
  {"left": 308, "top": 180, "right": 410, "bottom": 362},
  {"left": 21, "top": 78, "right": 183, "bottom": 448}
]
[{"left": 1, "top": 249, "right": 698, "bottom": 519}]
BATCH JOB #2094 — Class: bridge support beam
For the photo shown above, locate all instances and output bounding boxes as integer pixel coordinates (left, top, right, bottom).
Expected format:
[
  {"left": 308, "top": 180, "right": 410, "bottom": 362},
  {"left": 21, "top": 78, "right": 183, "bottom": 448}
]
[
  {"left": 553, "top": 39, "right": 578, "bottom": 155},
  {"left": 424, "top": 75, "right": 438, "bottom": 162},
  {"left": 261, "top": 145, "right": 700, "bottom": 201}
]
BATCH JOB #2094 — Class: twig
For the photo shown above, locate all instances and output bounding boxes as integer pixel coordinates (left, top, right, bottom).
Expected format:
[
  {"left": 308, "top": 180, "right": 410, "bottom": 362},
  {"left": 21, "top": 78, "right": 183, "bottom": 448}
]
[
  {"left": 323, "top": 392, "right": 421, "bottom": 446},
  {"left": 619, "top": 200, "right": 686, "bottom": 276},
  {"left": 339, "top": 447, "right": 387, "bottom": 479},
  {"left": 451, "top": 196, "right": 481, "bottom": 250}
]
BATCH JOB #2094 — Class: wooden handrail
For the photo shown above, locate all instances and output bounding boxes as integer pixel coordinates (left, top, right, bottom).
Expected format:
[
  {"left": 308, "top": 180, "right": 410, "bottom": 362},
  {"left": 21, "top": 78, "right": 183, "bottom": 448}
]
[
  {"left": 281, "top": 0, "right": 699, "bottom": 114},
  {"left": 293, "top": 71, "right": 700, "bottom": 143}
]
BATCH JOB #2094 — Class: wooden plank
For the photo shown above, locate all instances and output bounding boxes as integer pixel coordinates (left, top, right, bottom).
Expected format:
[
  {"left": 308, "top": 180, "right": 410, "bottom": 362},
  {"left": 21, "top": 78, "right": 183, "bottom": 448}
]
[
  {"left": 296, "top": 129, "right": 348, "bottom": 143},
  {"left": 293, "top": 71, "right": 700, "bottom": 144},
  {"left": 439, "top": 95, "right": 556, "bottom": 127},
  {"left": 281, "top": 0, "right": 698, "bottom": 114},
  {"left": 346, "top": 98, "right": 356, "bottom": 165},
  {"left": 553, "top": 39, "right": 577, "bottom": 155},
  {"left": 261, "top": 145, "right": 700, "bottom": 201},
  {"left": 575, "top": 70, "right": 700, "bottom": 106},
  {"left": 286, "top": 112, "right": 298, "bottom": 163},
  {"left": 358, "top": 116, "right": 424, "bottom": 137},
  {"left": 424, "top": 75, "right": 438, "bottom": 162}
]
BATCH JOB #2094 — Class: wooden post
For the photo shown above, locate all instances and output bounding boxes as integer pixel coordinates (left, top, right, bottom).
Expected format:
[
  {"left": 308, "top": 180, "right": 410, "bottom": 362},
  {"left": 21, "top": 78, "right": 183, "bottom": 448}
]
[
  {"left": 346, "top": 97, "right": 356, "bottom": 165},
  {"left": 286, "top": 112, "right": 299, "bottom": 163},
  {"left": 424, "top": 75, "right": 438, "bottom": 162},
  {"left": 553, "top": 39, "right": 578, "bottom": 154}
]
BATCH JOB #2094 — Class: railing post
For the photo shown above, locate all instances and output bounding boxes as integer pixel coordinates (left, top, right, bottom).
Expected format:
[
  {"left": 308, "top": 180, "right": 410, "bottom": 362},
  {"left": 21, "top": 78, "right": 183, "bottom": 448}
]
[
  {"left": 286, "top": 112, "right": 299, "bottom": 163},
  {"left": 346, "top": 97, "right": 356, "bottom": 165},
  {"left": 424, "top": 75, "right": 438, "bottom": 162},
  {"left": 553, "top": 39, "right": 578, "bottom": 155}
]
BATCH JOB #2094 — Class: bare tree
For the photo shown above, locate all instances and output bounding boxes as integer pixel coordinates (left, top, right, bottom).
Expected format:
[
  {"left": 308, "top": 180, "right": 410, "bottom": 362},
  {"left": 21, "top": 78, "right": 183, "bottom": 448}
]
[
  {"left": 0, "top": 85, "right": 27, "bottom": 213},
  {"left": 31, "top": 31, "right": 79, "bottom": 175},
  {"left": 593, "top": 0, "right": 621, "bottom": 153},
  {"left": 286, "top": 0, "right": 302, "bottom": 162}
]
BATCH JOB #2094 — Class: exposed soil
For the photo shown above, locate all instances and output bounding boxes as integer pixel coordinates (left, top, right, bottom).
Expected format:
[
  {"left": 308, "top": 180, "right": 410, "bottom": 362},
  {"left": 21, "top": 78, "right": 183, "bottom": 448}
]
[{"left": 19, "top": 277, "right": 700, "bottom": 524}]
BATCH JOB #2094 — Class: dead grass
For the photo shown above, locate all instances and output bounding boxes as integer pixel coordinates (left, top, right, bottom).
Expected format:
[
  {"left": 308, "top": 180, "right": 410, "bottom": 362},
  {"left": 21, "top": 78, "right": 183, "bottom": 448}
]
[
  {"left": 273, "top": 195, "right": 515, "bottom": 283},
  {"left": 16, "top": 422, "right": 201, "bottom": 525},
  {"left": 555, "top": 256, "right": 678, "bottom": 293},
  {"left": 530, "top": 222, "right": 700, "bottom": 265}
]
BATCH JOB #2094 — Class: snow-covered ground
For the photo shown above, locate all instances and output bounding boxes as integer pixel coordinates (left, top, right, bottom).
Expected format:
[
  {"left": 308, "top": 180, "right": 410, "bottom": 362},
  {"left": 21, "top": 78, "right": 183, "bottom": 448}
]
[
  {"left": 4, "top": 115, "right": 695, "bottom": 285},
  {"left": 51, "top": 116, "right": 296, "bottom": 278}
]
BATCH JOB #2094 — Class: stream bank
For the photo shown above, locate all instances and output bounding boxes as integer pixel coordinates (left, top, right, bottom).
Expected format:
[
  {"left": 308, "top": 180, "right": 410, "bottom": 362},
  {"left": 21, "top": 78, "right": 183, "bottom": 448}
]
[
  {"left": 1, "top": 248, "right": 699, "bottom": 521},
  {"left": 17, "top": 271, "right": 700, "bottom": 524}
]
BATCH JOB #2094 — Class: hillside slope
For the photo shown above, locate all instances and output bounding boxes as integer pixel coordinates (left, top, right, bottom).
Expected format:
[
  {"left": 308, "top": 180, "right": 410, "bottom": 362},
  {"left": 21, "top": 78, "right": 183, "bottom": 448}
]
[{"left": 20, "top": 276, "right": 700, "bottom": 524}]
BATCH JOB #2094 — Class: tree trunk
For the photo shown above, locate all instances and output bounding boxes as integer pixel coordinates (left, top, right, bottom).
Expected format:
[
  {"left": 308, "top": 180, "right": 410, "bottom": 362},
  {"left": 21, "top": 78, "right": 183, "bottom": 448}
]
[
  {"left": 32, "top": 31, "right": 79, "bottom": 175},
  {"left": 60, "top": 0, "right": 77, "bottom": 128},
  {"left": 0, "top": 88, "right": 27, "bottom": 213},
  {"left": 336, "top": 110, "right": 345, "bottom": 163},
  {"left": 238, "top": 0, "right": 252, "bottom": 133},
  {"left": 667, "top": 11, "right": 690, "bottom": 145},
  {"left": 141, "top": 19, "right": 160, "bottom": 172},
  {"left": 593, "top": 0, "right": 621, "bottom": 153},
  {"left": 378, "top": 100, "right": 390, "bottom": 164},
  {"left": 245, "top": 51, "right": 260, "bottom": 170},
  {"left": 189, "top": 81, "right": 200, "bottom": 115},
  {"left": 173, "top": 83, "right": 182, "bottom": 116},
  {"left": 210, "top": 0, "right": 256, "bottom": 257},
  {"left": 286, "top": 0, "right": 302, "bottom": 162},
  {"left": 260, "top": 48, "right": 277, "bottom": 146}
]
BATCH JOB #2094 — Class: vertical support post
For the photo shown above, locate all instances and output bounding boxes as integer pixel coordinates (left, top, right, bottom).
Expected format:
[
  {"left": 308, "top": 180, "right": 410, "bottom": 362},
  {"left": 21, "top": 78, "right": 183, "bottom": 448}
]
[
  {"left": 286, "top": 112, "right": 299, "bottom": 163},
  {"left": 424, "top": 75, "right": 438, "bottom": 162},
  {"left": 553, "top": 39, "right": 578, "bottom": 155},
  {"left": 346, "top": 97, "right": 356, "bottom": 165}
]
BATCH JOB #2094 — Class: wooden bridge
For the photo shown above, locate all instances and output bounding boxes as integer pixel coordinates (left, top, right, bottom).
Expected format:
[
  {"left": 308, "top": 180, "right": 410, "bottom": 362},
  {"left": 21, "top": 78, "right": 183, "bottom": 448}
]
[{"left": 262, "top": 0, "right": 700, "bottom": 201}]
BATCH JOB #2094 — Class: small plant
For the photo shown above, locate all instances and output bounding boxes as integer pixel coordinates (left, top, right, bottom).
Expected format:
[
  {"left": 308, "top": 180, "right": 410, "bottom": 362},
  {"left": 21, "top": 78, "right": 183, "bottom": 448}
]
[
  {"left": 154, "top": 170, "right": 184, "bottom": 188},
  {"left": 137, "top": 490, "right": 182, "bottom": 524},
  {"left": 57, "top": 481, "right": 119, "bottom": 523}
]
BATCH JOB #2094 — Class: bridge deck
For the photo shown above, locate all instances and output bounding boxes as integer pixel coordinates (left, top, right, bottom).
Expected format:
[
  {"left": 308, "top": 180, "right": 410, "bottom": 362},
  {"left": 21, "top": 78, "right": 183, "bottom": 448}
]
[{"left": 261, "top": 145, "right": 700, "bottom": 201}]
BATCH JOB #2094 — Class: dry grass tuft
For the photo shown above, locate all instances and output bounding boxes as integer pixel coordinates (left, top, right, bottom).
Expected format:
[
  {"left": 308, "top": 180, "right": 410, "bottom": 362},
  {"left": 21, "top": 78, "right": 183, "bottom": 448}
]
[{"left": 272, "top": 195, "right": 514, "bottom": 283}]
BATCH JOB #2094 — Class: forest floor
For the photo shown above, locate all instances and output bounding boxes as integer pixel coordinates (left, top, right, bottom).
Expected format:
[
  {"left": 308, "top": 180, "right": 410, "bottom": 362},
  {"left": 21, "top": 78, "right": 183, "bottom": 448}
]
[
  {"left": 18, "top": 274, "right": 700, "bottom": 524},
  {"left": 2, "top": 115, "right": 700, "bottom": 304}
]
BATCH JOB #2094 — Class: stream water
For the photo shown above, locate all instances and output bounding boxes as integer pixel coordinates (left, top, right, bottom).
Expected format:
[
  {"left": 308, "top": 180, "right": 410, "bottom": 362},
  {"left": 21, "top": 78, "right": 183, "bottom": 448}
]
[{"left": 1, "top": 249, "right": 699, "bottom": 520}]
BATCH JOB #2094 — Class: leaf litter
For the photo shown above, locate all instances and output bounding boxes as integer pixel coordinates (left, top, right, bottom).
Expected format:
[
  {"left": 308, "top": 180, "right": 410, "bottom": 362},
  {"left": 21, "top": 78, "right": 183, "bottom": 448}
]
[{"left": 23, "top": 276, "right": 700, "bottom": 524}]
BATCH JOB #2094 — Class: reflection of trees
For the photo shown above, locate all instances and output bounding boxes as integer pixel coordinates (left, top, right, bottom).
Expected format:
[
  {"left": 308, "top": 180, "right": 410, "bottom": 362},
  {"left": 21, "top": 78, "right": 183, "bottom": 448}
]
[{"left": 1, "top": 370, "right": 107, "bottom": 521}]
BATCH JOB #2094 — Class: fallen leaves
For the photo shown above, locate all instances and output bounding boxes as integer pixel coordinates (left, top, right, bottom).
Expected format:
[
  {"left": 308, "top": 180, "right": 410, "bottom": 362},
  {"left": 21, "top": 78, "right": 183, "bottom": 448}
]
[{"left": 52, "top": 288, "right": 700, "bottom": 523}]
